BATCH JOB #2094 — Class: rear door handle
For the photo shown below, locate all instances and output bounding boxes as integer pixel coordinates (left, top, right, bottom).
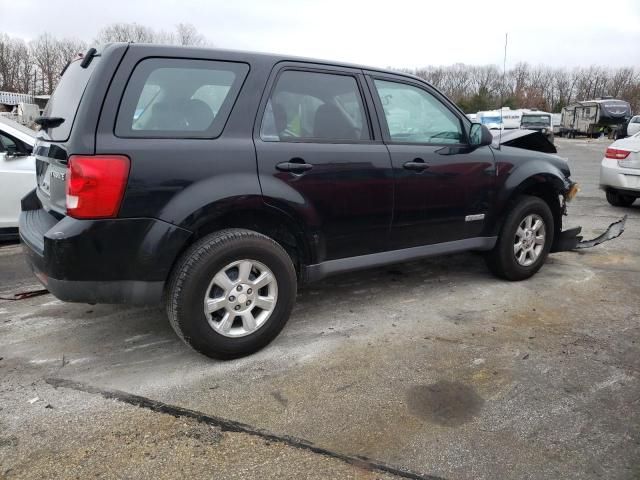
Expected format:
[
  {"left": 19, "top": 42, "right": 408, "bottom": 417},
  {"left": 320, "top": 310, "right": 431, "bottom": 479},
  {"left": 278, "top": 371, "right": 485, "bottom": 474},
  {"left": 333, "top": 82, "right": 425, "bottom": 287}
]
[
  {"left": 403, "top": 158, "right": 428, "bottom": 172},
  {"left": 276, "top": 159, "right": 313, "bottom": 173}
]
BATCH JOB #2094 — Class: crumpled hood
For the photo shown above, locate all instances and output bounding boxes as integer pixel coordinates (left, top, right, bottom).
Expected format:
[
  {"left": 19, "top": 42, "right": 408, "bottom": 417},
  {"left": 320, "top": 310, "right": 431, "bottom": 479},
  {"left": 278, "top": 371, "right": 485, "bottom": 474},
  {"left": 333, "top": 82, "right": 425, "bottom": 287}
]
[{"left": 491, "top": 129, "right": 557, "bottom": 154}]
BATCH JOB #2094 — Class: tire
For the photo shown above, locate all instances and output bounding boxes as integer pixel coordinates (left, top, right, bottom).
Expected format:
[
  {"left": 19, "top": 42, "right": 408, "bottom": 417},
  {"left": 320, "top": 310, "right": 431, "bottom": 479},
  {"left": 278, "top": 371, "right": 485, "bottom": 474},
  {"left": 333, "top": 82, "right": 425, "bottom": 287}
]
[
  {"left": 485, "top": 195, "right": 555, "bottom": 281},
  {"left": 606, "top": 190, "right": 636, "bottom": 207},
  {"left": 166, "top": 228, "right": 297, "bottom": 359}
]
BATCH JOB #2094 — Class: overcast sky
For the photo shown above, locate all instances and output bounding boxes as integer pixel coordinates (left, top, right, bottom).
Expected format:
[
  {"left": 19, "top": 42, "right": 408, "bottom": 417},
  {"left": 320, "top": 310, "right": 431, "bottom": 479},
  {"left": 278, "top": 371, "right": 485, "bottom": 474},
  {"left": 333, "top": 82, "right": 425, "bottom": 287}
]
[{"left": 1, "top": 0, "right": 639, "bottom": 69}]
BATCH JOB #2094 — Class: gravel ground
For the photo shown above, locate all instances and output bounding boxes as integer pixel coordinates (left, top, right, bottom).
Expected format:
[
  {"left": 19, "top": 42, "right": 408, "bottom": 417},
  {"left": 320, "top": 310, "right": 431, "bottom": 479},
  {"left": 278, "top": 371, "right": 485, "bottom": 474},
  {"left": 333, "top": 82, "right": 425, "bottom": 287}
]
[{"left": 1, "top": 137, "right": 639, "bottom": 479}]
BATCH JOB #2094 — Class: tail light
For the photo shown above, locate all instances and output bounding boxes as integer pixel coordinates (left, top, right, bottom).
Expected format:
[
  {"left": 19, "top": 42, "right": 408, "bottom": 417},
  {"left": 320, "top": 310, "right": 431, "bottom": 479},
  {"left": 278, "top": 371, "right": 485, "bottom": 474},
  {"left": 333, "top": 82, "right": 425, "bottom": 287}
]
[
  {"left": 605, "top": 148, "right": 630, "bottom": 160},
  {"left": 66, "top": 155, "right": 130, "bottom": 219}
]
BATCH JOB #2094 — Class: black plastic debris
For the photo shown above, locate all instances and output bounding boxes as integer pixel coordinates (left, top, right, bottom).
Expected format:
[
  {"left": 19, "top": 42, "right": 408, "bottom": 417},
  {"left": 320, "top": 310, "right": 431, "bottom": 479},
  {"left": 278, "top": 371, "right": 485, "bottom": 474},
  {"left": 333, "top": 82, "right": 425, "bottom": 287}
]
[
  {"left": 0, "top": 288, "right": 49, "bottom": 301},
  {"left": 553, "top": 216, "right": 627, "bottom": 252}
]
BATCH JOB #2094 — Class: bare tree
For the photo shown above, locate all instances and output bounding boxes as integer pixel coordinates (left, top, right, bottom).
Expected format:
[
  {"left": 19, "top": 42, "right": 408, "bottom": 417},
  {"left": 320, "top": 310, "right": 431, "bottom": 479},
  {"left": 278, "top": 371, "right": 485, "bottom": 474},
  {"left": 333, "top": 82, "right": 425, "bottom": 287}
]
[
  {"left": 0, "top": 35, "right": 34, "bottom": 93},
  {"left": 57, "top": 38, "right": 87, "bottom": 67},
  {"left": 95, "top": 23, "right": 156, "bottom": 44},
  {"left": 174, "top": 23, "right": 207, "bottom": 46},
  {"left": 94, "top": 22, "right": 208, "bottom": 46},
  {"left": 29, "top": 34, "right": 61, "bottom": 95}
]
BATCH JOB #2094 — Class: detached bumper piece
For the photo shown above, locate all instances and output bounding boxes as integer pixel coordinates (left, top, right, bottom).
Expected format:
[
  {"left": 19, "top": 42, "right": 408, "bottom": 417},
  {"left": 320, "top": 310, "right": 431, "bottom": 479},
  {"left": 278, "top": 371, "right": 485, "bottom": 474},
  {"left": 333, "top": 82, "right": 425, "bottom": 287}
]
[{"left": 553, "top": 215, "right": 627, "bottom": 252}]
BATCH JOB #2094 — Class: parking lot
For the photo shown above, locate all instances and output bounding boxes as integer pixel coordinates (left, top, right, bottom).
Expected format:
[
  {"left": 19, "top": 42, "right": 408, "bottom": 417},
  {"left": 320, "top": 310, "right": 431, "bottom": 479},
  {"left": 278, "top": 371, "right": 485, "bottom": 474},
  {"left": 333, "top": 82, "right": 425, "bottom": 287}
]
[{"left": 1, "top": 137, "right": 638, "bottom": 479}]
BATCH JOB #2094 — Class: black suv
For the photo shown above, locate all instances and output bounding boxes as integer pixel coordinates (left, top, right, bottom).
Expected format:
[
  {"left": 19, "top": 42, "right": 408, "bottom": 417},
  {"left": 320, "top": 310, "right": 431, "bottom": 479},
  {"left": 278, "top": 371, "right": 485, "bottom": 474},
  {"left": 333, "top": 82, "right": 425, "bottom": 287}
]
[{"left": 21, "top": 43, "right": 578, "bottom": 359}]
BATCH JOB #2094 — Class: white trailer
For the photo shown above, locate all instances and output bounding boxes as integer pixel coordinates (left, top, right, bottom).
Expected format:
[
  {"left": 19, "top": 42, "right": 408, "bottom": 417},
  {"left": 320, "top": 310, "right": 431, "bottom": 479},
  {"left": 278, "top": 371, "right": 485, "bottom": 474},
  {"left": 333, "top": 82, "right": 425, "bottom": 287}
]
[{"left": 476, "top": 107, "right": 524, "bottom": 130}]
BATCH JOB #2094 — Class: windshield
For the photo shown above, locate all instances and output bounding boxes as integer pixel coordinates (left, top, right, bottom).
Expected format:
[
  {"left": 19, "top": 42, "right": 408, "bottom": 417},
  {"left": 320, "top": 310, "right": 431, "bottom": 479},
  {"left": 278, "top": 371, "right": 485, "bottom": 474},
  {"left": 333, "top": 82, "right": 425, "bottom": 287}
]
[
  {"left": 39, "top": 57, "right": 98, "bottom": 141},
  {"left": 521, "top": 115, "right": 551, "bottom": 126},
  {"left": 480, "top": 116, "right": 502, "bottom": 125}
]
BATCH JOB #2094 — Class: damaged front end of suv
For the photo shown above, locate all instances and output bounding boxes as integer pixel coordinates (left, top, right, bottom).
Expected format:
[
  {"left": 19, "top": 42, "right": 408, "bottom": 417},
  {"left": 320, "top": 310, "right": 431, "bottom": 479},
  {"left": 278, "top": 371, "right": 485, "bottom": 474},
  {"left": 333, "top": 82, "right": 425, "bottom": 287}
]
[{"left": 495, "top": 129, "right": 627, "bottom": 252}]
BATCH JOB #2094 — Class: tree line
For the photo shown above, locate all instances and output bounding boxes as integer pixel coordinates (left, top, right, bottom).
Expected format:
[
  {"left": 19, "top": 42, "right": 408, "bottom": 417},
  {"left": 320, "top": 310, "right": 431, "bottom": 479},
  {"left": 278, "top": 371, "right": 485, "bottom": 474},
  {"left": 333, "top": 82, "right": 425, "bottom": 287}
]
[
  {"left": 400, "top": 63, "right": 639, "bottom": 114},
  {"left": 0, "top": 23, "right": 208, "bottom": 96},
  {"left": 1, "top": 24, "right": 638, "bottom": 114}
]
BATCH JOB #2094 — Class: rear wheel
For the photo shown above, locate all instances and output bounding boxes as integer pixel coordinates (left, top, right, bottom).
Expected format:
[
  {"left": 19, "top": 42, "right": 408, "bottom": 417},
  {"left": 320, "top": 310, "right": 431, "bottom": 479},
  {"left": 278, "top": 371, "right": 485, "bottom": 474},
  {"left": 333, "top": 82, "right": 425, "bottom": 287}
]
[
  {"left": 485, "top": 195, "right": 554, "bottom": 281},
  {"left": 606, "top": 190, "right": 636, "bottom": 207},
  {"left": 166, "top": 229, "right": 297, "bottom": 359}
]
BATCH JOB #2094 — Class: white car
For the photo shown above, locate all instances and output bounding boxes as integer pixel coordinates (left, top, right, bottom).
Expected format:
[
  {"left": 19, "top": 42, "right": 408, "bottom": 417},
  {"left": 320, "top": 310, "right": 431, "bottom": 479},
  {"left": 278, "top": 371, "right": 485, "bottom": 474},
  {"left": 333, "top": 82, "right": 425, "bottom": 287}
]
[
  {"left": 0, "top": 116, "right": 36, "bottom": 239},
  {"left": 600, "top": 131, "right": 640, "bottom": 207},
  {"left": 627, "top": 115, "right": 640, "bottom": 137}
]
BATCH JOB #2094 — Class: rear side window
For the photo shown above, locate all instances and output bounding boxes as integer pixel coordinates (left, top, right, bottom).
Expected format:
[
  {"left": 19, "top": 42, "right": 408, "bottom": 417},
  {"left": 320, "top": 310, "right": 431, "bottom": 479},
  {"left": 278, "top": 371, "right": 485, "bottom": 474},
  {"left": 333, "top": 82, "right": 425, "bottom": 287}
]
[
  {"left": 41, "top": 59, "right": 98, "bottom": 141},
  {"left": 116, "top": 58, "right": 249, "bottom": 138},
  {"left": 260, "top": 70, "right": 370, "bottom": 142}
]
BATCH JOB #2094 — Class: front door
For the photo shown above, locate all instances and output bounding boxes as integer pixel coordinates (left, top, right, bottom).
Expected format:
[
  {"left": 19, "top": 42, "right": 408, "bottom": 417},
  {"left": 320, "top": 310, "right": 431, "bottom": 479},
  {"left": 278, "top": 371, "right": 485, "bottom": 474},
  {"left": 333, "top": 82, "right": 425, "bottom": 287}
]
[
  {"left": 367, "top": 74, "right": 496, "bottom": 249},
  {"left": 254, "top": 66, "right": 394, "bottom": 262}
]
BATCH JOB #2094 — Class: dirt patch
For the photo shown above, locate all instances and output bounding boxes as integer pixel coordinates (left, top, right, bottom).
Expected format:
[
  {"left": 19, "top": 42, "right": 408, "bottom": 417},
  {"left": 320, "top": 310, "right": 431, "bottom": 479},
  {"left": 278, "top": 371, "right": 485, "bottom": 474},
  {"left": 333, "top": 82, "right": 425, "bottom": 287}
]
[{"left": 406, "top": 381, "right": 484, "bottom": 427}]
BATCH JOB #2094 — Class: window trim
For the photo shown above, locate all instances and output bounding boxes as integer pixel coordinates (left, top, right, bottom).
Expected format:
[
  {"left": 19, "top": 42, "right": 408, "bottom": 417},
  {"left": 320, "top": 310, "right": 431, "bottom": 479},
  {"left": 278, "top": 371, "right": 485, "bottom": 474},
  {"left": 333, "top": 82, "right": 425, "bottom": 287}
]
[
  {"left": 253, "top": 64, "right": 379, "bottom": 145},
  {"left": 365, "top": 73, "right": 471, "bottom": 147},
  {"left": 114, "top": 57, "right": 250, "bottom": 140}
]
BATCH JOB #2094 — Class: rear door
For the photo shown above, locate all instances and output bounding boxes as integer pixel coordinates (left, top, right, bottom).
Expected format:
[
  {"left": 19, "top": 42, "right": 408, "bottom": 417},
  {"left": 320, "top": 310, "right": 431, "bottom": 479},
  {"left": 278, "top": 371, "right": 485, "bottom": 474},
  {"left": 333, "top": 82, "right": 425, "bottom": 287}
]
[
  {"left": 254, "top": 64, "right": 394, "bottom": 262},
  {"left": 366, "top": 73, "right": 496, "bottom": 249}
]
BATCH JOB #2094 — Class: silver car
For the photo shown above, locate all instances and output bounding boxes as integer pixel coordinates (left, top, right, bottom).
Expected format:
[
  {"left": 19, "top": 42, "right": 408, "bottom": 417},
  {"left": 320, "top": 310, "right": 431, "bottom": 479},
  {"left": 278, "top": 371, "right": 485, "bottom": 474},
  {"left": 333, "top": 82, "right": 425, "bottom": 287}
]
[{"left": 600, "top": 131, "right": 640, "bottom": 207}]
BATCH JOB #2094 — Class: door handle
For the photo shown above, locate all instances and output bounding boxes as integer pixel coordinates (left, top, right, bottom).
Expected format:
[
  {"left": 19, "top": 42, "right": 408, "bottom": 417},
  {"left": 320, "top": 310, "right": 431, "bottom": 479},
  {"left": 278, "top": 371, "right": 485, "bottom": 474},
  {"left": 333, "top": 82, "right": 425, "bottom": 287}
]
[
  {"left": 403, "top": 158, "right": 428, "bottom": 172},
  {"left": 276, "top": 158, "right": 313, "bottom": 173}
]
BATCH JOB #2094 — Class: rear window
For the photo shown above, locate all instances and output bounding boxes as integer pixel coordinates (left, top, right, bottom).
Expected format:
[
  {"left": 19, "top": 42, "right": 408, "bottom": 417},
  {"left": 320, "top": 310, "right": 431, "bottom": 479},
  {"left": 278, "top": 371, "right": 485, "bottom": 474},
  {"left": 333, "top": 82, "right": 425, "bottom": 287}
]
[
  {"left": 115, "top": 58, "right": 249, "bottom": 138},
  {"left": 41, "top": 59, "right": 98, "bottom": 141}
]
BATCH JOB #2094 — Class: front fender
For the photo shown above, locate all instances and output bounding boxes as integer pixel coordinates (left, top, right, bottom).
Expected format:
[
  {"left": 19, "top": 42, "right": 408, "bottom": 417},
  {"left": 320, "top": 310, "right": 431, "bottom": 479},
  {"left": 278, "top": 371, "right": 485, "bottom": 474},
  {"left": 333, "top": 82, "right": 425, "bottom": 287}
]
[{"left": 495, "top": 147, "right": 573, "bottom": 207}]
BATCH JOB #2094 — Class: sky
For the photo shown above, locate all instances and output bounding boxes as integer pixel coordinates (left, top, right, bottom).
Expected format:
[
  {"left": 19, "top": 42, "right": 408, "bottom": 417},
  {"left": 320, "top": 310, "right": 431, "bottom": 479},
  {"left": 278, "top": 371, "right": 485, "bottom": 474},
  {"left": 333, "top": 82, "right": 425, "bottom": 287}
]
[{"left": 1, "top": 0, "right": 639, "bottom": 69}]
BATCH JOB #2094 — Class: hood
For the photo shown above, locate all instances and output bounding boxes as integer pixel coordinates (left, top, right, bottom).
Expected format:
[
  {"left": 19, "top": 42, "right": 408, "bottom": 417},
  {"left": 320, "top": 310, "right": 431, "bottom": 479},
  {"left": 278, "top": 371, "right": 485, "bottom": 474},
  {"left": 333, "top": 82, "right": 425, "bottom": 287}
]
[
  {"left": 0, "top": 115, "right": 36, "bottom": 146},
  {"left": 492, "top": 129, "right": 557, "bottom": 154}
]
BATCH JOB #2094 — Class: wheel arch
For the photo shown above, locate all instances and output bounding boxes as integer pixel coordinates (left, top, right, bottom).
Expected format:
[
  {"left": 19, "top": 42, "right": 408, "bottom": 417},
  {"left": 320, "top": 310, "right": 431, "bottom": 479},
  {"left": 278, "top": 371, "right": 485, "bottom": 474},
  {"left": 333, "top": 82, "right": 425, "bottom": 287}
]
[
  {"left": 167, "top": 200, "right": 313, "bottom": 284},
  {"left": 494, "top": 169, "right": 570, "bottom": 249}
]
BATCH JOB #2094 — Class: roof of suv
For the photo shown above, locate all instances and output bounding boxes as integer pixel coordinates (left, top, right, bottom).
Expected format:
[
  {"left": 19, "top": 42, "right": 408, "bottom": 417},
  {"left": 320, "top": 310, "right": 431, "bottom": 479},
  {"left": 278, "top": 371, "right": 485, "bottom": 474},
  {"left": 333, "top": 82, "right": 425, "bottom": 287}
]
[{"left": 114, "top": 42, "right": 423, "bottom": 83}]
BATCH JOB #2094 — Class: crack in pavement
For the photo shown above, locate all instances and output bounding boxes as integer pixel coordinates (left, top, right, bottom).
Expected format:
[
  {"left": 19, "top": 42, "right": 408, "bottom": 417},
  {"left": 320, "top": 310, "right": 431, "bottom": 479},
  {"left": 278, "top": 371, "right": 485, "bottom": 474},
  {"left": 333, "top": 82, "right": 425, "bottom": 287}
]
[{"left": 46, "top": 377, "right": 446, "bottom": 480}]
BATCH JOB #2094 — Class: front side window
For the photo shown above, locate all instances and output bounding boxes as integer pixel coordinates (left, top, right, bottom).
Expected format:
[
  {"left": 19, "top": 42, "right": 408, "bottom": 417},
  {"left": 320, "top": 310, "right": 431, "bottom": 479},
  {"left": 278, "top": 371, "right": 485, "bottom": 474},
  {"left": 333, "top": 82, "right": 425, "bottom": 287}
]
[
  {"left": 260, "top": 70, "right": 370, "bottom": 142},
  {"left": 116, "top": 58, "right": 249, "bottom": 138},
  {"left": 373, "top": 79, "right": 463, "bottom": 144},
  {"left": 0, "top": 132, "right": 29, "bottom": 155},
  {"left": 0, "top": 133, "right": 17, "bottom": 153}
]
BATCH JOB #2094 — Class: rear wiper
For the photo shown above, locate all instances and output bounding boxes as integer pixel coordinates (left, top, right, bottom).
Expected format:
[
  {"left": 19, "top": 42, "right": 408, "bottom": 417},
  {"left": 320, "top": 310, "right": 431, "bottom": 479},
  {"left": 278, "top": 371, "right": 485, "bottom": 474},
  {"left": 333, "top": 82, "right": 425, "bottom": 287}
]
[{"left": 35, "top": 117, "right": 65, "bottom": 129}]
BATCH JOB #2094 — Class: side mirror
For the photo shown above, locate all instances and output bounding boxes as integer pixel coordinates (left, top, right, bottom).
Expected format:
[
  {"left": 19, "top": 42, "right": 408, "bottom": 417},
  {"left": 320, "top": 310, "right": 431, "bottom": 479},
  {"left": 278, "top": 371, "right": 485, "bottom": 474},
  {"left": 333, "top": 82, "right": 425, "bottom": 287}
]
[{"left": 469, "top": 123, "right": 493, "bottom": 147}]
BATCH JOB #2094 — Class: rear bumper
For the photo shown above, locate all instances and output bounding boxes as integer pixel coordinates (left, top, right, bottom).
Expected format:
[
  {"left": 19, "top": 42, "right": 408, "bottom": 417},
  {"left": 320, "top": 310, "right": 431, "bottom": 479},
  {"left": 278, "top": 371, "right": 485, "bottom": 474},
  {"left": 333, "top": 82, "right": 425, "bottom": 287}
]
[
  {"left": 19, "top": 190, "right": 191, "bottom": 305},
  {"left": 599, "top": 158, "right": 640, "bottom": 194}
]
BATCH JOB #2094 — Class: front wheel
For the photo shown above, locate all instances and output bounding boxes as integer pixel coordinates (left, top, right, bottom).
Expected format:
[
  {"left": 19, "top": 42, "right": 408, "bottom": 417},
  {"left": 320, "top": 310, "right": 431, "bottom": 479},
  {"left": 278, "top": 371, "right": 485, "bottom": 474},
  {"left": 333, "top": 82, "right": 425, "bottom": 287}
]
[
  {"left": 166, "top": 229, "right": 297, "bottom": 359},
  {"left": 485, "top": 195, "right": 554, "bottom": 281}
]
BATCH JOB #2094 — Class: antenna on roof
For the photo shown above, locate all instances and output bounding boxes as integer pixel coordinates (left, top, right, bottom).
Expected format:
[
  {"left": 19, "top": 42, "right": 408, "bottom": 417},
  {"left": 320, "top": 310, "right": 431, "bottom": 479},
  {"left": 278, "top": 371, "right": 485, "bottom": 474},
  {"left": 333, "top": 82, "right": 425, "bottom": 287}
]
[{"left": 498, "top": 33, "right": 508, "bottom": 149}]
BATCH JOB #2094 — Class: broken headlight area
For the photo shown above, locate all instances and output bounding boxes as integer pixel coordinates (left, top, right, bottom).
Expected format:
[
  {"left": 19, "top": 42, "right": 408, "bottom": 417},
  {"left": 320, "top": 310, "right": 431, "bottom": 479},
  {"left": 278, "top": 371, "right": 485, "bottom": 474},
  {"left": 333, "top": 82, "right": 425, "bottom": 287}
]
[{"left": 565, "top": 183, "right": 579, "bottom": 202}]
